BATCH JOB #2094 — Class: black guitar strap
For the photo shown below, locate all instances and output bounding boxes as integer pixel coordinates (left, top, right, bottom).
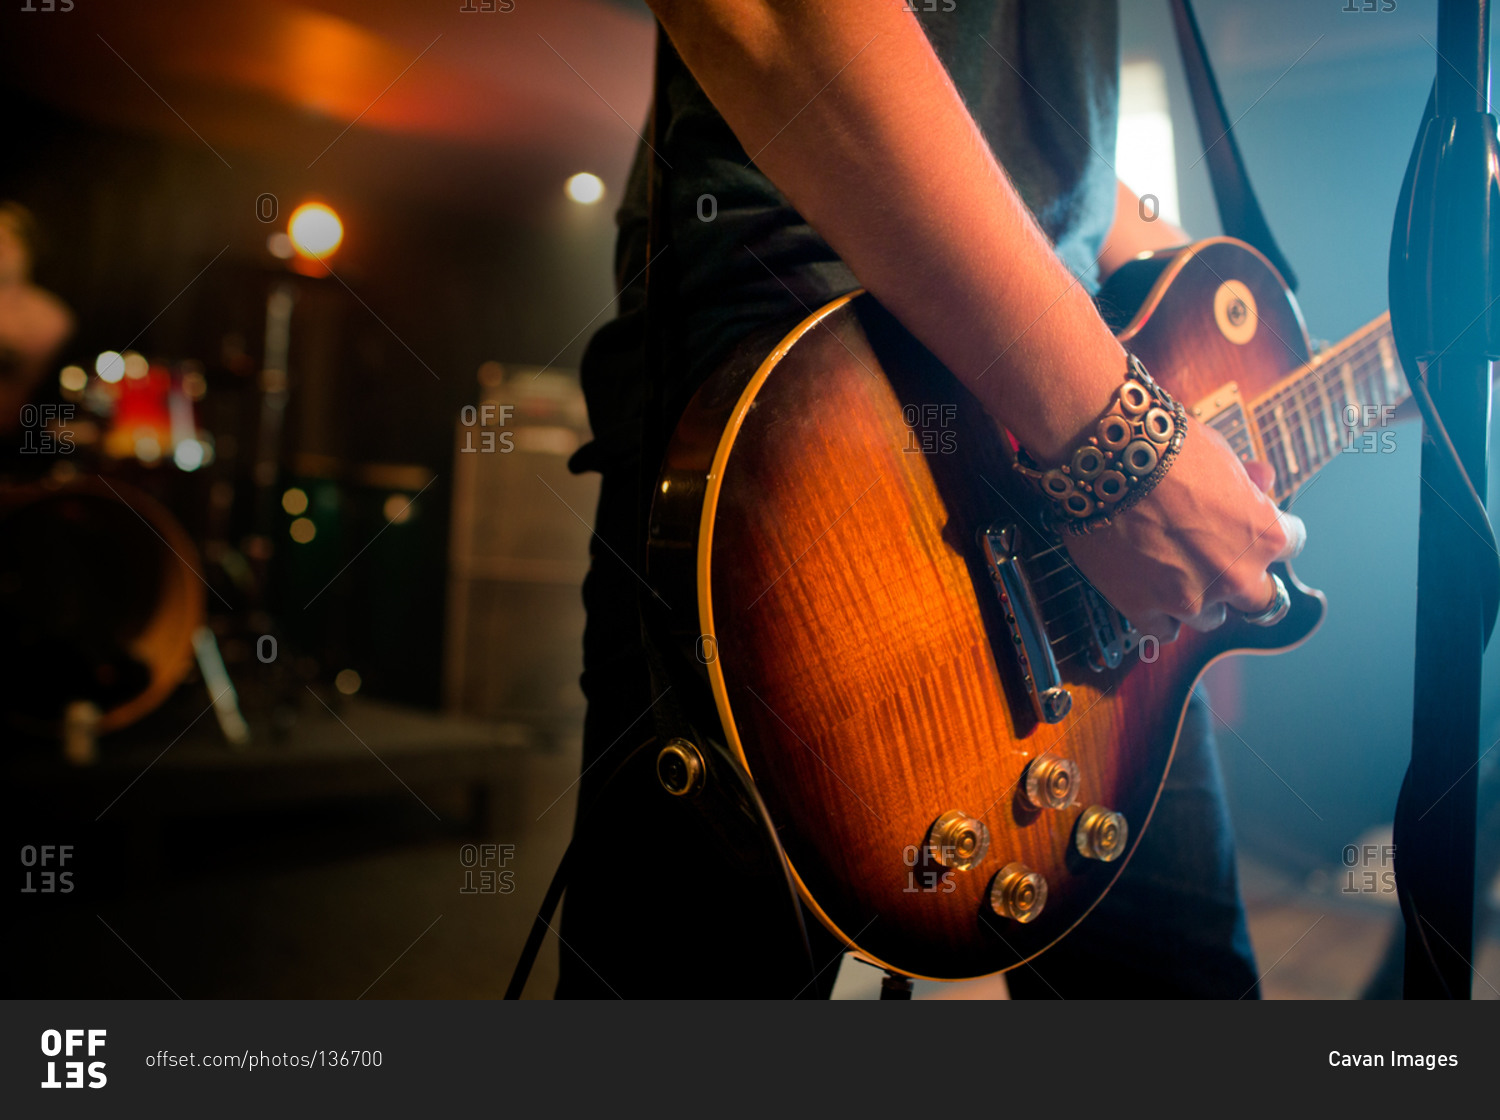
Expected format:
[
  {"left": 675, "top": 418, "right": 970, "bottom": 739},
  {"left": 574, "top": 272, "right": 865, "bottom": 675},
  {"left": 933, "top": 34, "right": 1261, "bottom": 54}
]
[{"left": 1169, "top": 0, "right": 1298, "bottom": 290}]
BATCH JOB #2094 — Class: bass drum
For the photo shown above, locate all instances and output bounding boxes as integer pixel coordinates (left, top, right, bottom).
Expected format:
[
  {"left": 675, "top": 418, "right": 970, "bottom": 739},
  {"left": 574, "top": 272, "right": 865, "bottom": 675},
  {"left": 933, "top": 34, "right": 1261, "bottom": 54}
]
[{"left": 0, "top": 475, "right": 205, "bottom": 738}]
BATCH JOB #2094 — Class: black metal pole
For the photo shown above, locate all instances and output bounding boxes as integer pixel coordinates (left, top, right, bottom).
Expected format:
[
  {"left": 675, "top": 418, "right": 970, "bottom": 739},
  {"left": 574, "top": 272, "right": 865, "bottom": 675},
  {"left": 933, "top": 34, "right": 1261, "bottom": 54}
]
[{"left": 1401, "top": 0, "right": 1493, "bottom": 999}]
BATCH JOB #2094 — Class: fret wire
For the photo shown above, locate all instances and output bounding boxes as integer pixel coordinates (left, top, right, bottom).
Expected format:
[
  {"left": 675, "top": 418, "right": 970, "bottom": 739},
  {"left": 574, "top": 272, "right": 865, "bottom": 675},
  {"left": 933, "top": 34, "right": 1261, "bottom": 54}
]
[
  {"left": 1255, "top": 325, "right": 1392, "bottom": 418},
  {"left": 1254, "top": 356, "right": 1386, "bottom": 429},
  {"left": 1250, "top": 326, "right": 1405, "bottom": 456},
  {"left": 1287, "top": 396, "right": 1313, "bottom": 477}
]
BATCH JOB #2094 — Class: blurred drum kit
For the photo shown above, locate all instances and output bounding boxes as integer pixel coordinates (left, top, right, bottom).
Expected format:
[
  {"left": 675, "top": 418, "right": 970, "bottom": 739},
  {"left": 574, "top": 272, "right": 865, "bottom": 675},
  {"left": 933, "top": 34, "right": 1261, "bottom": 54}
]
[{"left": 0, "top": 473, "right": 205, "bottom": 759}]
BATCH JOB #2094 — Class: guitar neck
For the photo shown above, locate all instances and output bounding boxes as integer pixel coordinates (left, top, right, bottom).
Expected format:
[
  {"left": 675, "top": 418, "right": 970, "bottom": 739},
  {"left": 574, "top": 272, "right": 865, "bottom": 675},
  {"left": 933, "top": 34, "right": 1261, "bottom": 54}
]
[{"left": 1226, "top": 313, "right": 1403, "bottom": 503}]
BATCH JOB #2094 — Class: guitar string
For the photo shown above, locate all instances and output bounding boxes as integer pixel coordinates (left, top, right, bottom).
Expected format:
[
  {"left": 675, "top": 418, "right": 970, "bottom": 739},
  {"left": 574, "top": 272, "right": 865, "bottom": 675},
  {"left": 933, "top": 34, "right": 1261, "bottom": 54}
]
[
  {"left": 1048, "top": 625, "right": 1091, "bottom": 646},
  {"left": 1042, "top": 602, "right": 1087, "bottom": 627},
  {"left": 1007, "top": 359, "right": 1397, "bottom": 547},
  {"left": 1263, "top": 324, "right": 1389, "bottom": 411},
  {"left": 1248, "top": 380, "right": 1394, "bottom": 479},
  {"left": 1254, "top": 373, "right": 1391, "bottom": 458},
  {"left": 1005, "top": 333, "right": 1394, "bottom": 669},
  {"left": 1206, "top": 329, "right": 1397, "bottom": 448},
  {"left": 1024, "top": 543, "right": 1067, "bottom": 563},
  {"left": 1217, "top": 340, "right": 1398, "bottom": 499},
  {"left": 1030, "top": 562, "right": 1076, "bottom": 583},
  {"left": 1035, "top": 581, "right": 1082, "bottom": 606},
  {"left": 1251, "top": 337, "right": 1398, "bottom": 442},
  {"left": 1008, "top": 333, "right": 1394, "bottom": 547}
]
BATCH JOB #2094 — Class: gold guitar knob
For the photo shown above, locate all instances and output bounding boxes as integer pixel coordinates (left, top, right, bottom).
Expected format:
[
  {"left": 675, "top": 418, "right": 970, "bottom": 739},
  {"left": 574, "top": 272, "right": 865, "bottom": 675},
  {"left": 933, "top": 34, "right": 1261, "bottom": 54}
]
[
  {"left": 926, "top": 810, "right": 990, "bottom": 871},
  {"left": 656, "top": 739, "right": 705, "bottom": 797},
  {"left": 990, "top": 862, "right": 1047, "bottom": 923},
  {"left": 1023, "top": 753, "right": 1080, "bottom": 811},
  {"left": 1075, "top": 804, "right": 1128, "bottom": 862}
]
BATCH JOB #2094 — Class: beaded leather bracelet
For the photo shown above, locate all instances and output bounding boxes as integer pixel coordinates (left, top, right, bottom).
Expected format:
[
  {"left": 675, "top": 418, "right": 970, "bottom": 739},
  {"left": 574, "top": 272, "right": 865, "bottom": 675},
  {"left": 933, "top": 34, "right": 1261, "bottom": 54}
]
[{"left": 1012, "top": 353, "right": 1188, "bottom": 536}]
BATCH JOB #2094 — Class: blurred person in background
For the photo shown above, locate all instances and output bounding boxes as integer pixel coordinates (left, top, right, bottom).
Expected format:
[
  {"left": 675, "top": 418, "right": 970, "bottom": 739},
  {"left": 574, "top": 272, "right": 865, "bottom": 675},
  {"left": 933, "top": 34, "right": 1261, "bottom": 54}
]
[{"left": 0, "top": 200, "right": 72, "bottom": 438}]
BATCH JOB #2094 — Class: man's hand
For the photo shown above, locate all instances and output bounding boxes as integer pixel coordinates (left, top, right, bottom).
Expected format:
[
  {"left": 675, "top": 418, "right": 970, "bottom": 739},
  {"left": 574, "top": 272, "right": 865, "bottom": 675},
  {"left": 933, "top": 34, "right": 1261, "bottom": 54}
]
[{"left": 1063, "top": 420, "right": 1306, "bottom": 640}]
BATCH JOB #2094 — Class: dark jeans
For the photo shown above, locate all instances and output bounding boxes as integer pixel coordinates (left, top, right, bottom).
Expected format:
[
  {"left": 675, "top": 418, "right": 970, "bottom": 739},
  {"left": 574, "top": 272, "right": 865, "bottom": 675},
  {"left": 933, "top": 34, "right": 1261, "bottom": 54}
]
[{"left": 555, "top": 470, "right": 1261, "bottom": 999}]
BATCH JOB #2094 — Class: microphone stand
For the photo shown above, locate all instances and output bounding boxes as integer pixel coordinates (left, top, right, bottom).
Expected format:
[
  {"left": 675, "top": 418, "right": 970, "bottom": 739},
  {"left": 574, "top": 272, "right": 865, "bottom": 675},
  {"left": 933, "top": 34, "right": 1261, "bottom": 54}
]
[{"left": 1390, "top": 0, "right": 1499, "bottom": 999}]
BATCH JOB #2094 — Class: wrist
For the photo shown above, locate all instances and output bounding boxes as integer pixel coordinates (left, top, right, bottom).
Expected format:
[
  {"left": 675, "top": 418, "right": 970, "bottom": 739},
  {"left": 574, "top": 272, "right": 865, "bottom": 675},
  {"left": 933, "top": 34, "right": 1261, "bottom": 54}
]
[
  {"left": 997, "top": 336, "right": 1131, "bottom": 464},
  {"left": 1012, "top": 352, "right": 1188, "bottom": 534}
]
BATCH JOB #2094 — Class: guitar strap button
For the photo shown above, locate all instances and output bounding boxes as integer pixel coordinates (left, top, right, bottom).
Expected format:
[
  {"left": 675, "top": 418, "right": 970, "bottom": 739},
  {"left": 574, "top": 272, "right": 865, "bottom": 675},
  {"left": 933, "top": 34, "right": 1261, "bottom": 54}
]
[{"left": 656, "top": 739, "right": 705, "bottom": 797}]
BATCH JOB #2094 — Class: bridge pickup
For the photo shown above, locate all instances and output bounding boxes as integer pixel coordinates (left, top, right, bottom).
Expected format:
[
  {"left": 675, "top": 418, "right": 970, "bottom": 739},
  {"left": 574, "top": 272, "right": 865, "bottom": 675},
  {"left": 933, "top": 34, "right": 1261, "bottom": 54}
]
[{"left": 980, "top": 523, "right": 1072, "bottom": 724}]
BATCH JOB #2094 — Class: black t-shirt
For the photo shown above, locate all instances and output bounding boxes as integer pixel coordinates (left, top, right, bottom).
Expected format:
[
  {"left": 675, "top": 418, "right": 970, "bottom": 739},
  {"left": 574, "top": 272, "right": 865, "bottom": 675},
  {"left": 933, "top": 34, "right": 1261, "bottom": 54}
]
[{"left": 570, "top": 1, "right": 1120, "bottom": 475}]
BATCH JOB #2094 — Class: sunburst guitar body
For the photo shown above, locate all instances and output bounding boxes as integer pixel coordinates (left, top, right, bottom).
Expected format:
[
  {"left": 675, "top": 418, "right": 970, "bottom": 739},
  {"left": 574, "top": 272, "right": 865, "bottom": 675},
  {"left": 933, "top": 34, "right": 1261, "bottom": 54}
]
[{"left": 649, "top": 237, "right": 1407, "bottom": 980}]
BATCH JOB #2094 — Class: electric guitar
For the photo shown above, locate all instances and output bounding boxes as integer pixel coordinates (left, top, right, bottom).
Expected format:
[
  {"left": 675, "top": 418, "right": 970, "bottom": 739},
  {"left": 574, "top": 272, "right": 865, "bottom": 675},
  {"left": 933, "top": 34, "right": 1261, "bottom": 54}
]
[{"left": 648, "top": 237, "right": 1404, "bottom": 980}]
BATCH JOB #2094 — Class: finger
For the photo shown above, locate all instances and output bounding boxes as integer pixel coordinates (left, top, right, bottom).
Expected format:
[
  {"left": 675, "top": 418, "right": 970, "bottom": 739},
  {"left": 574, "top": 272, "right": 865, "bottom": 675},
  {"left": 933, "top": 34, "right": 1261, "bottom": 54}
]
[
  {"left": 1134, "top": 613, "right": 1181, "bottom": 645},
  {"left": 1275, "top": 511, "right": 1307, "bottom": 561},
  {"left": 1231, "top": 571, "right": 1283, "bottom": 619},
  {"left": 1243, "top": 457, "right": 1276, "bottom": 495},
  {"left": 1181, "top": 602, "right": 1229, "bottom": 633}
]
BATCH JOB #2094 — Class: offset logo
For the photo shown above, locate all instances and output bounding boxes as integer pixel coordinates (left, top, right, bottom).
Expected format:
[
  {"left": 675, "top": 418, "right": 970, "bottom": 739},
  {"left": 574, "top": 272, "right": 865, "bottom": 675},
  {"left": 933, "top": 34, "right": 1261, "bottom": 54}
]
[
  {"left": 40, "top": 1029, "right": 106, "bottom": 1089},
  {"left": 1213, "top": 280, "right": 1258, "bottom": 345}
]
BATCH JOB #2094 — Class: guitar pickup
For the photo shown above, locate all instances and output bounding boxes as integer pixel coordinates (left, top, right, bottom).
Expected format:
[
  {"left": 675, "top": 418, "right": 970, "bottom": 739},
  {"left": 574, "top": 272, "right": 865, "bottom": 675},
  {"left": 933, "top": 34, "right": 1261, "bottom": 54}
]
[{"left": 980, "top": 523, "right": 1072, "bottom": 724}]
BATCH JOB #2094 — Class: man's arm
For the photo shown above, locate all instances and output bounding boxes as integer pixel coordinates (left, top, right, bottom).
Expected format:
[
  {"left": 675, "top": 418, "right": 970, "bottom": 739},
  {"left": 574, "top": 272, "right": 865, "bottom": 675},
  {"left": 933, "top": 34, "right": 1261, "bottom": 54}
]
[{"left": 648, "top": 1, "right": 1300, "bottom": 630}]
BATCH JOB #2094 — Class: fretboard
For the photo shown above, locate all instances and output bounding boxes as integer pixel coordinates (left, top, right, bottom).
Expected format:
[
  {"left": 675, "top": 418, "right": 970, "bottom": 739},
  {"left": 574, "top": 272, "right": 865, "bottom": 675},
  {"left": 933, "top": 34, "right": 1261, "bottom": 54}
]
[{"left": 1209, "top": 314, "right": 1404, "bottom": 503}]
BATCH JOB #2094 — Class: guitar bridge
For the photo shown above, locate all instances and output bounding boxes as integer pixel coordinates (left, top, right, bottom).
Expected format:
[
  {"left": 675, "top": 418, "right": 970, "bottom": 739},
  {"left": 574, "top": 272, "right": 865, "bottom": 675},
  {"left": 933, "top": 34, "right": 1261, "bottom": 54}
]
[
  {"left": 981, "top": 522, "right": 1138, "bottom": 707},
  {"left": 980, "top": 523, "right": 1072, "bottom": 724}
]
